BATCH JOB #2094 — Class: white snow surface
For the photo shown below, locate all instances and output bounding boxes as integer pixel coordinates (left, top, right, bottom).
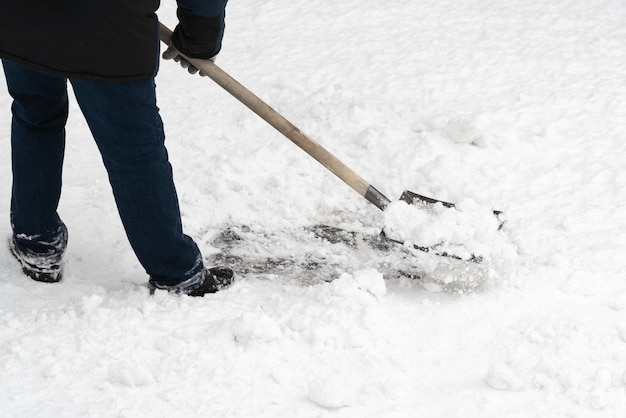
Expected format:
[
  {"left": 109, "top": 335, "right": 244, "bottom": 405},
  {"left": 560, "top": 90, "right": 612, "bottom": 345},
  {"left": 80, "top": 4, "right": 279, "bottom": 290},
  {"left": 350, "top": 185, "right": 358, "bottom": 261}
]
[{"left": 2, "top": 0, "right": 626, "bottom": 416}]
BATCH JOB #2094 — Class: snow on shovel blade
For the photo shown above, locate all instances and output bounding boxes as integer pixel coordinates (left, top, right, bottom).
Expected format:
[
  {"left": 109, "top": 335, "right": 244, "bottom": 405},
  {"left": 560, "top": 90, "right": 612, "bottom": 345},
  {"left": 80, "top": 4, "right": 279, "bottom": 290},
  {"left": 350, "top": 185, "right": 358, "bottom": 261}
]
[{"left": 380, "top": 190, "right": 505, "bottom": 263}]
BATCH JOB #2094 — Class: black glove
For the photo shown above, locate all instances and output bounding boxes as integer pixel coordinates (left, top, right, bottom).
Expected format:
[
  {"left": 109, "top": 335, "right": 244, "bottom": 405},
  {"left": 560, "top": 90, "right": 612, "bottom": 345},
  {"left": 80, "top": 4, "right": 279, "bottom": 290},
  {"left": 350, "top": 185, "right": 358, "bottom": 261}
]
[{"left": 163, "top": 6, "right": 225, "bottom": 75}]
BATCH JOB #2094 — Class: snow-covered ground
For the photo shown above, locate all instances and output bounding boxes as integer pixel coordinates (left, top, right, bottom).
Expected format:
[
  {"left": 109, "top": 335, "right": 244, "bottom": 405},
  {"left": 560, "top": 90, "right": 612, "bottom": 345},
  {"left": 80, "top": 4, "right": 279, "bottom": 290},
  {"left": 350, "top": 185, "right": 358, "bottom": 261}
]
[{"left": 2, "top": 0, "right": 626, "bottom": 416}]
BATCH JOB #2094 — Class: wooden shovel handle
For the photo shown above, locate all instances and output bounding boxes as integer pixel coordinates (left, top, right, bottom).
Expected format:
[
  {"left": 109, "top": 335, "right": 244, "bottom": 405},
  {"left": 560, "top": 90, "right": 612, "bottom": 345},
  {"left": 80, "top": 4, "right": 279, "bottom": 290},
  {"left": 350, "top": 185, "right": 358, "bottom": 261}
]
[{"left": 159, "top": 22, "right": 391, "bottom": 211}]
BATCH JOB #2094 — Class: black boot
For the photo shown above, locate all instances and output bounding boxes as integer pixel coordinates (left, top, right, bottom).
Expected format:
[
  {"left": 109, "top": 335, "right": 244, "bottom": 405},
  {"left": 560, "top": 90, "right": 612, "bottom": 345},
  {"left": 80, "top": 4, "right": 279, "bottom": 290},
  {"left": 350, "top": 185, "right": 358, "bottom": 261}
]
[
  {"left": 188, "top": 267, "right": 235, "bottom": 296},
  {"left": 9, "top": 236, "right": 64, "bottom": 283},
  {"left": 149, "top": 266, "right": 235, "bottom": 296}
]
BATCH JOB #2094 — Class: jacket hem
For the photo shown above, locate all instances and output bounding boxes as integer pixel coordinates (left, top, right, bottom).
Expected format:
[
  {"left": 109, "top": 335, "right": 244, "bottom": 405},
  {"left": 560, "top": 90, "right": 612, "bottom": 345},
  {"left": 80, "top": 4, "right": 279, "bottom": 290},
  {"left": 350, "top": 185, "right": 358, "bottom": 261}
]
[{"left": 0, "top": 52, "right": 156, "bottom": 82}]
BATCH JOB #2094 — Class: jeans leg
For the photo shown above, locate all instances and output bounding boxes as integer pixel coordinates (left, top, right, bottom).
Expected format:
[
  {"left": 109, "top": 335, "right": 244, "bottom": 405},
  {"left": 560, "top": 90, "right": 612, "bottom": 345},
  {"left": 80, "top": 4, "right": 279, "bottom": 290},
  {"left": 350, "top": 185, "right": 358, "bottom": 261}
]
[
  {"left": 69, "top": 77, "right": 203, "bottom": 286},
  {"left": 2, "top": 60, "right": 68, "bottom": 258}
]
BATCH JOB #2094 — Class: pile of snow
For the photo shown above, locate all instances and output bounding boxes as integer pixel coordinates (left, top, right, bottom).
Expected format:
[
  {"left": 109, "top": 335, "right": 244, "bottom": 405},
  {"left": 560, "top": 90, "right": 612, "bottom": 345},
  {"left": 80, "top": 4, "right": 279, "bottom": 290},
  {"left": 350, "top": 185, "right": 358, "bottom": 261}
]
[
  {"left": 383, "top": 198, "right": 508, "bottom": 260},
  {"left": 382, "top": 198, "right": 518, "bottom": 291}
]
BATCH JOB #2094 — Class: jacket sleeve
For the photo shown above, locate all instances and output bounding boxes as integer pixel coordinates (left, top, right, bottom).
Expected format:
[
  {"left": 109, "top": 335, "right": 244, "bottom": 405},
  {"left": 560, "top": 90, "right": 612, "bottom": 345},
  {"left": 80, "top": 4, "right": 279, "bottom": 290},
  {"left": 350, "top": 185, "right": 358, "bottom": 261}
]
[{"left": 172, "top": 0, "right": 227, "bottom": 59}]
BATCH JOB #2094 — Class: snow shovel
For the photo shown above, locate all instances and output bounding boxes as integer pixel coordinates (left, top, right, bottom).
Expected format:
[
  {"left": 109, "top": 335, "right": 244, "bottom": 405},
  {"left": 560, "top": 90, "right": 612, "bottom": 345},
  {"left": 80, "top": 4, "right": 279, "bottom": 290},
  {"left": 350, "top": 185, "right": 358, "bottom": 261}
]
[{"left": 159, "top": 23, "right": 502, "bottom": 259}]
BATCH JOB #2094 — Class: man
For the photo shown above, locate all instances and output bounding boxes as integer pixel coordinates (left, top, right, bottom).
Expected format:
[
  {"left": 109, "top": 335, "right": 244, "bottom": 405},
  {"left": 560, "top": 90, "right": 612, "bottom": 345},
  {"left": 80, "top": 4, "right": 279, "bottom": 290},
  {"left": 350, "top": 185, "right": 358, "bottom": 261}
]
[{"left": 0, "top": 1, "right": 233, "bottom": 296}]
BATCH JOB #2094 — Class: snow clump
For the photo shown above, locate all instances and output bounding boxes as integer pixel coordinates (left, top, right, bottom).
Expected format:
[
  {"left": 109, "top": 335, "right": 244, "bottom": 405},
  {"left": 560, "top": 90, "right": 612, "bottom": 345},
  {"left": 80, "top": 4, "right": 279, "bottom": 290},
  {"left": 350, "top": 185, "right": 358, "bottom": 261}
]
[{"left": 383, "top": 198, "right": 510, "bottom": 261}]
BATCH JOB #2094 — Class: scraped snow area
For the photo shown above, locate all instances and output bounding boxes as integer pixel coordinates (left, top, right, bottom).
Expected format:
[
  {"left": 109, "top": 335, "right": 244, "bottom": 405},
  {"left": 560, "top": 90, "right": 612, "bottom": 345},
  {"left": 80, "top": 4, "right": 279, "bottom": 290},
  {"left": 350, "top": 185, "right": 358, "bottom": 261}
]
[{"left": 2, "top": 0, "right": 626, "bottom": 416}]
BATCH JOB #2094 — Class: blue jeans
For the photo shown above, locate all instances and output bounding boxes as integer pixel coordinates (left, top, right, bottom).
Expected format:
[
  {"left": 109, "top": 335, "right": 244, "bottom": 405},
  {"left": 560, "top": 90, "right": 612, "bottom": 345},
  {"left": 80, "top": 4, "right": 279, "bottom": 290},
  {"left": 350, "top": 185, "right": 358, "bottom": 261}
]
[{"left": 2, "top": 60, "right": 204, "bottom": 287}]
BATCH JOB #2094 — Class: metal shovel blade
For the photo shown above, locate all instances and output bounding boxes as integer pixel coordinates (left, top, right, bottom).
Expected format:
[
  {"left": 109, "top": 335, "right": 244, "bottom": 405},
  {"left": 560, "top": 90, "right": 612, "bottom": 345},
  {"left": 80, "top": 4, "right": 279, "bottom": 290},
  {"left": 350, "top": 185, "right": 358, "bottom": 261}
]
[
  {"left": 399, "top": 190, "right": 455, "bottom": 208},
  {"left": 399, "top": 190, "right": 504, "bottom": 227}
]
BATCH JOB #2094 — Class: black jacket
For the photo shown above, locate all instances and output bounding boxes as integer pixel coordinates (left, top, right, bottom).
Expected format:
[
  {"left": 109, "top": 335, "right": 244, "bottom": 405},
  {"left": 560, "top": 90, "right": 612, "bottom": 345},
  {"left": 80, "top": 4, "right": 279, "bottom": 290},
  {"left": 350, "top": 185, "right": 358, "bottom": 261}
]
[{"left": 0, "top": 0, "right": 227, "bottom": 81}]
